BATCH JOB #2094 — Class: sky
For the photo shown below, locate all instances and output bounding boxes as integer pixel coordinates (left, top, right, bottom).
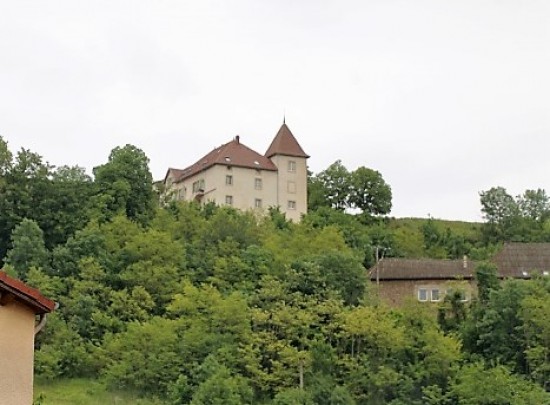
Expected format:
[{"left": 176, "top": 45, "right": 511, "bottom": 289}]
[{"left": 1, "top": 1, "right": 549, "bottom": 221}]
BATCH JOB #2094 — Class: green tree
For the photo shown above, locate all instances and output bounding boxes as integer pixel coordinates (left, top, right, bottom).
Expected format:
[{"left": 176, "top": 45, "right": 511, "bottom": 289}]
[
  {"left": 190, "top": 366, "right": 252, "bottom": 405},
  {"left": 449, "top": 363, "right": 550, "bottom": 405},
  {"left": 518, "top": 188, "right": 550, "bottom": 223},
  {"left": 348, "top": 166, "right": 392, "bottom": 216},
  {"left": 102, "top": 317, "right": 182, "bottom": 396},
  {"left": 273, "top": 388, "right": 315, "bottom": 405},
  {"left": 93, "top": 144, "right": 155, "bottom": 225},
  {"left": 5, "top": 218, "right": 49, "bottom": 279},
  {"left": 316, "top": 160, "right": 351, "bottom": 211},
  {"left": 0, "top": 135, "right": 12, "bottom": 177}
]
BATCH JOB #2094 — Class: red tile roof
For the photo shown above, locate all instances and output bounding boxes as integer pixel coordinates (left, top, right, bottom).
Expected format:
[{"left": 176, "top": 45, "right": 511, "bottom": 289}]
[
  {"left": 174, "top": 136, "right": 278, "bottom": 183},
  {"left": 163, "top": 168, "right": 186, "bottom": 183},
  {"left": 0, "top": 271, "right": 56, "bottom": 314},
  {"left": 265, "top": 123, "right": 309, "bottom": 158}
]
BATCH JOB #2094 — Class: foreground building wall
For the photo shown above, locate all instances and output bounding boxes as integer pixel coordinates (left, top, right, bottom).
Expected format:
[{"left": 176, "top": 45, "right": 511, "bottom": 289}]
[
  {"left": 0, "top": 300, "right": 36, "bottom": 405},
  {"left": 0, "top": 271, "right": 55, "bottom": 405}
]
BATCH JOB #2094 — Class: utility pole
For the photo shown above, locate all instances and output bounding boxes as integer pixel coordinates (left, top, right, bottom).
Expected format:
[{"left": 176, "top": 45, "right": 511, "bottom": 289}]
[{"left": 375, "top": 246, "right": 389, "bottom": 286}]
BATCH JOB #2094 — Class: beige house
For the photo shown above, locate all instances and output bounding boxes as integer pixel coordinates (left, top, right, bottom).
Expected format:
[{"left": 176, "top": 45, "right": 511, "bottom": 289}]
[
  {"left": 370, "top": 243, "right": 550, "bottom": 306},
  {"left": 0, "top": 271, "right": 55, "bottom": 405},
  {"left": 163, "top": 122, "right": 309, "bottom": 222}
]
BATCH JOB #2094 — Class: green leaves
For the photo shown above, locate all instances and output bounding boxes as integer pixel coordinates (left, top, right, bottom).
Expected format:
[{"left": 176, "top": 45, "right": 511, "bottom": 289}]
[{"left": 309, "top": 160, "right": 392, "bottom": 216}]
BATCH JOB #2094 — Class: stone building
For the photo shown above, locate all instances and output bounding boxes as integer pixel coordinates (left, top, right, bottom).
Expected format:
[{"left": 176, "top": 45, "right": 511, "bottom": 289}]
[{"left": 370, "top": 243, "right": 550, "bottom": 306}]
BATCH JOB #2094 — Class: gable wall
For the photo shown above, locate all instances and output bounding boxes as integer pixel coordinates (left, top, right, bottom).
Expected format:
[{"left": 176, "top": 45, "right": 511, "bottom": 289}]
[{"left": 0, "top": 300, "right": 36, "bottom": 405}]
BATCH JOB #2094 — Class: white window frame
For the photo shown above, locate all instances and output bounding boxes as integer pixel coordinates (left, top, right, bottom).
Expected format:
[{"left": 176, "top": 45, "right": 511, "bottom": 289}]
[
  {"left": 254, "top": 178, "right": 262, "bottom": 190},
  {"left": 417, "top": 288, "right": 428, "bottom": 302},
  {"left": 430, "top": 288, "right": 441, "bottom": 302},
  {"left": 288, "top": 160, "right": 296, "bottom": 173}
]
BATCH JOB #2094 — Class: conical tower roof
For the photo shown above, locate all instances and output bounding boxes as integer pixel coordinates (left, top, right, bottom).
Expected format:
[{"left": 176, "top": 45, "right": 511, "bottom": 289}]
[{"left": 265, "top": 123, "right": 309, "bottom": 159}]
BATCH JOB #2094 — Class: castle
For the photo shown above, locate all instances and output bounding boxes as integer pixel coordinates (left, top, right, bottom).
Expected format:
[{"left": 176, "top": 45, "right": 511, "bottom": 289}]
[{"left": 163, "top": 122, "right": 309, "bottom": 221}]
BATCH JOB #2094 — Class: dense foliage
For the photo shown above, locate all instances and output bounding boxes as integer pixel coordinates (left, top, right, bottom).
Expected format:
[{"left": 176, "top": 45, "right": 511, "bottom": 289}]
[{"left": 1, "top": 136, "right": 549, "bottom": 404}]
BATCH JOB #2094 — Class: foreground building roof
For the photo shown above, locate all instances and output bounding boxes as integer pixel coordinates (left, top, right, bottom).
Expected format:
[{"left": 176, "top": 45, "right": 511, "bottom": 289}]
[{"left": 0, "top": 271, "right": 55, "bottom": 314}]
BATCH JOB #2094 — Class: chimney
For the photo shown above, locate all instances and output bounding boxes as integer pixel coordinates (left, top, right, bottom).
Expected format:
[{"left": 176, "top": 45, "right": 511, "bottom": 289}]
[
  {"left": 463, "top": 255, "right": 468, "bottom": 269},
  {"left": 235, "top": 135, "right": 240, "bottom": 144}
]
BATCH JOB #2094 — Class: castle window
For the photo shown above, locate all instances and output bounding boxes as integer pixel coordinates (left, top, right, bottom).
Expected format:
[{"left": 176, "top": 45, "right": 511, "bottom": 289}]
[
  {"left": 287, "top": 200, "right": 296, "bottom": 210},
  {"left": 193, "top": 179, "right": 205, "bottom": 193},
  {"left": 225, "top": 195, "right": 233, "bottom": 205},
  {"left": 255, "top": 198, "right": 262, "bottom": 208},
  {"left": 226, "top": 175, "right": 233, "bottom": 185},
  {"left": 287, "top": 181, "right": 296, "bottom": 194},
  {"left": 254, "top": 178, "right": 262, "bottom": 190},
  {"left": 288, "top": 160, "right": 296, "bottom": 172}
]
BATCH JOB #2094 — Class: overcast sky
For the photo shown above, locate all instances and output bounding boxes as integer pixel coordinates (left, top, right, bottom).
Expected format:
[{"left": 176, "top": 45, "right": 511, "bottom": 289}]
[{"left": 1, "top": 1, "right": 549, "bottom": 221}]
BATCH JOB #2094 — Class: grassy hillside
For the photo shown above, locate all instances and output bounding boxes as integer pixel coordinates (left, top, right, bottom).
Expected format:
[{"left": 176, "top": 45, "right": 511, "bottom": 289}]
[
  {"left": 34, "top": 378, "right": 164, "bottom": 405},
  {"left": 389, "top": 217, "right": 482, "bottom": 258}
]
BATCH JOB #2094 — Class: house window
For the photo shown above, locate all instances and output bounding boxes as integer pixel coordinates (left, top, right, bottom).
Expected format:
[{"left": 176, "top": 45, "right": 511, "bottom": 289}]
[
  {"left": 287, "top": 181, "right": 296, "bottom": 194},
  {"left": 288, "top": 160, "right": 296, "bottom": 172},
  {"left": 255, "top": 198, "right": 262, "bottom": 208},
  {"left": 418, "top": 288, "right": 428, "bottom": 302},
  {"left": 225, "top": 195, "right": 233, "bottom": 206},
  {"left": 192, "top": 179, "right": 205, "bottom": 193},
  {"left": 177, "top": 188, "right": 185, "bottom": 200},
  {"left": 226, "top": 175, "right": 233, "bottom": 185},
  {"left": 254, "top": 178, "right": 262, "bottom": 190},
  {"left": 431, "top": 288, "right": 441, "bottom": 302},
  {"left": 287, "top": 200, "right": 296, "bottom": 210}
]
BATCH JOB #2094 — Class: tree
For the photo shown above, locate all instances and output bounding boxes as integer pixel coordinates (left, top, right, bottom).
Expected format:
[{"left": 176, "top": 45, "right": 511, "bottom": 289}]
[
  {"left": 5, "top": 219, "right": 49, "bottom": 279},
  {"left": 479, "top": 186, "right": 519, "bottom": 241},
  {"left": 190, "top": 366, "right": 252, "bottom": 405},
  {"left": 449, "top": 363, "right": 550, "bottom": 405},
  {"left": 517, "top": 189, "right": 550, "bottom": 223},
  {"left": 0, "top": 148, "right": 52, "bottom": 261},
  {"left": 316, "top": 160, "right": 351, "bottom": 211},
  {"left": 348, "top": 166, "right": 392, "bottom": 216},
  {"left": 93, "top": 144, "right": 155, "bottom": 225},
  {"left": 479, "top": 186, "right": 550, "bottom": 242},
  {"left": 0, "top": 135, "right": 12, "bottom": 177}
]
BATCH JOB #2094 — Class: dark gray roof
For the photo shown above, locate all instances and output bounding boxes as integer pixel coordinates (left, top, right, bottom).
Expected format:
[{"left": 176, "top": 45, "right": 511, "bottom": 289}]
[
  {"left": 491, "top": 242, "right": 550, "bottom": 278},
  {"left": 369, "top": 243, "right": 550, "bottom": 281},
  {"left": 369, "top": 258, "right": 475, "bottom": 281}
]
